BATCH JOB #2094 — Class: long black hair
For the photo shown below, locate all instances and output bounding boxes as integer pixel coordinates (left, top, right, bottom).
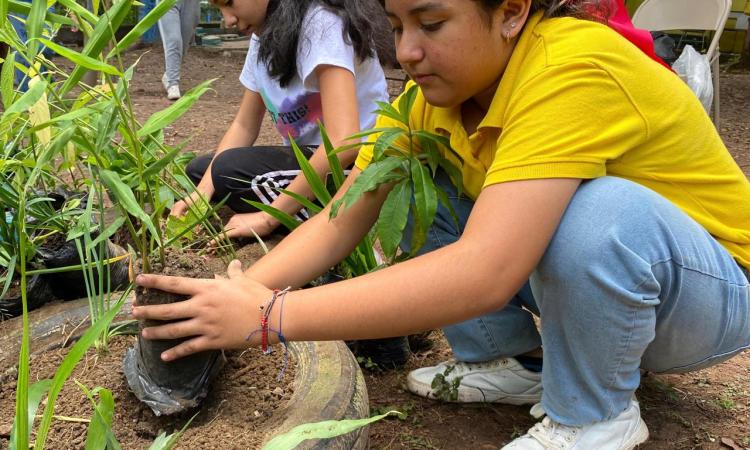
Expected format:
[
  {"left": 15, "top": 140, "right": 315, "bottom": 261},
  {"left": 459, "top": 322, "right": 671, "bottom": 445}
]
[{"left": 258, "top": 0, "right": 392, "bottom": 87}]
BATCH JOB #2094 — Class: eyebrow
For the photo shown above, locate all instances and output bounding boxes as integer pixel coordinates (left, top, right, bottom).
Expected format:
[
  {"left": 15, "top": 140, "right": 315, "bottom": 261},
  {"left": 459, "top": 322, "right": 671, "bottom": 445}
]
[{"left": 385, "top": 1, "right": 450, "bottom": 18}]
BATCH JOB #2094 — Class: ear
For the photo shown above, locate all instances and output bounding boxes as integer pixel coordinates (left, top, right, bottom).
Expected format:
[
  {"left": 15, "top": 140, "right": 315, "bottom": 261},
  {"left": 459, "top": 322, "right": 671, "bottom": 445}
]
[{"left": 498, "top": 0, "right": 532, "bottom": 41}]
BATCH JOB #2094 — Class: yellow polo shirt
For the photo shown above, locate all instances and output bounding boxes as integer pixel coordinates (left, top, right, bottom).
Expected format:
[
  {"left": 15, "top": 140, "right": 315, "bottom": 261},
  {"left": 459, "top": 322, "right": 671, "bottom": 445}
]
[{"left": 355, "top": 12, "right": 750, "bottom": 268}]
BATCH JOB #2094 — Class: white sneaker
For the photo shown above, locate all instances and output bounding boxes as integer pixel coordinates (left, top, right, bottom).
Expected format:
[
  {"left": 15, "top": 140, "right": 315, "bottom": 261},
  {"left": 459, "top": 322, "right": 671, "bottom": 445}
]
[
  {"left": 161, "top": 72, "right": 169, "bottom": 91},
  {"left": 406, "top": 358, "right": 542, "bottom": 405},
  {"left": 166, "top": 84, "right": 181, "bottom": 100},
  {"left": 502, "top": 399, "right": 649, "bottom": 449}
]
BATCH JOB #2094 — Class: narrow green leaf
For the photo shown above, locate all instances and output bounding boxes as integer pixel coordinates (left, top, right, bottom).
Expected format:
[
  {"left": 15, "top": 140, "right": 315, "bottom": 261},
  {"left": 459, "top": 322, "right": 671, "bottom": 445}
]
[
  {"left": 37, "top": 38, "right": 122, "bottom": 75},
  {"left": 414, "top": 130, "right": 463, "bottom": 165},
  {"left": 56, "top": 0, "right": 98, "bottom": 25},
  {"left": 137, "top": 79, "right": 214, "bottom": 137},
  {"left": 88, "top": 216, "right": 125, "bottom": 248},
  {"left": 377, "top": 180, "right": 411, "bottom": 260},
  {"left": 25, "top": 0, "right": 49, "bottom": 59},
  {"left": 59, "top": 0, "right": 135, "bottom": 95},
  {"left": 1, "top": 78, "right": 46, "bottom": 118},
  {"left": 344, "top": 126, "right": 404, "bottom": 142},
  {"left": 409, "top": 162, "right": 438, "bottom": 254},
  {"left": 84, "top": 388, "right": 115, "bottom": 450},
  {"left": 98, "top": 169, "right": 160, "bottom": 243},
  {"left": 244, "top": 200, "right": 300, "bottom": 232},
  {"left": 330, "top": 158, "right": 404, "bottom": 218},
  {"left": 373, "top": 101, "right": 406, "bottom": 125},
  {"left": 34, "top": 301, "right": 124, "bottom": 449},
  {"left": 141, "top": 145, "right": 182, "bottom": 179},
  {"left": 319, "top": 124, "right": 346, "bottom": 189},
  {"left": 396, "top": 84, "right": 419, "bottom": 124},
  {"left": 8, "top": 380, "right": 52, "bottom": 450},
  {"left": 262, "top": 411, "right": 403, "bottom": 450},
  {"left": 290, "top": 138, "right": 331, "bottom": 204},
  {"left": 0, "top": 0, "right": 8, "bottom": 23},
  {"left": 372, "top": 129, "right": 406, "bottom": 162},
  {"left": 1, "top": 51, "right": 16, "bottom": 109},
  {"left": 276, "top": 188, "right": 323, "bottom": 215},
  {"left": 108, "top": 0, "right": 179, "bottom": 57},
  {"left": 7, "top": 1, "right": 74, "bottom": 25}
]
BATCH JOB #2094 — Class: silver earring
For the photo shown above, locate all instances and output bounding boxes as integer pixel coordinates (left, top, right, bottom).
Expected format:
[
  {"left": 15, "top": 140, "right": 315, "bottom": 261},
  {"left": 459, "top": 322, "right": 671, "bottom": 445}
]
[{"left": 510, "top": 22, "right": 516, "bottom": 28}]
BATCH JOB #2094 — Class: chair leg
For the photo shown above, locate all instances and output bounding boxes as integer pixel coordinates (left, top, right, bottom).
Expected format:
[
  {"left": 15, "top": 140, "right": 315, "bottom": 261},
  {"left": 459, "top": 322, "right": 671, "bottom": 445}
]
[{"left": 712, "top": 56, "right": 720, "bottom": 128}]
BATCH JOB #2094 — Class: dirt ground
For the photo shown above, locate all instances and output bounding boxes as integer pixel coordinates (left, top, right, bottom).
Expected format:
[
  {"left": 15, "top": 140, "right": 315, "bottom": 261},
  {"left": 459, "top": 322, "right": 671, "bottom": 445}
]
[{"left": 17, "top": 45, "right": 750, "bottom": 449}]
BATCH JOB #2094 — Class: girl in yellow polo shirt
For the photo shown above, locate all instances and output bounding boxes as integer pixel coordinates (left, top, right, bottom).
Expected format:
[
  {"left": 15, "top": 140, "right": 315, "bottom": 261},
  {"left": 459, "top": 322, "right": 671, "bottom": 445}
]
[{"left": 132, "top": 0, "right": 750, "bottom": 448}]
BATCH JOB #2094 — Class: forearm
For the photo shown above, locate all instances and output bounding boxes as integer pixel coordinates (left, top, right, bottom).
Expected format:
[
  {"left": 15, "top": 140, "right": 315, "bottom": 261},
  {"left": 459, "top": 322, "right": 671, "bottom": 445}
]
[
  {"left": 269, "top": 240, "right": 520, "bottom": 343},
  {"left": 245, "top": 169, "right": 383, "bottom": 288}
]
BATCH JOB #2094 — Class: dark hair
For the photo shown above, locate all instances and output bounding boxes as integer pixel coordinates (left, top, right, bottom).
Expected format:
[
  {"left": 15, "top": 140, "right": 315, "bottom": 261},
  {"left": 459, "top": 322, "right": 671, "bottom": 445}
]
[
  {"left": 475, "top": 0, "right": 615, "bottom": 23},
  {"left": 257, "top": 0, "right": 390, "bottom": 87}
]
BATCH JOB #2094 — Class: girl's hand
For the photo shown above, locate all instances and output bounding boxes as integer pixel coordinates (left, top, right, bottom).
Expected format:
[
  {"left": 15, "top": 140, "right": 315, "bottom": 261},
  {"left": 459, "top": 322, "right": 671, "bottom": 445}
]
[
  {"left": 133, "top": 260, "right": 273, "bottom": 361},
  {"left": 210, "top": 212, "right": 279, "bottom": 246},
  {"left": 171, "top": 187, "right": 213, "bottom": 217}
]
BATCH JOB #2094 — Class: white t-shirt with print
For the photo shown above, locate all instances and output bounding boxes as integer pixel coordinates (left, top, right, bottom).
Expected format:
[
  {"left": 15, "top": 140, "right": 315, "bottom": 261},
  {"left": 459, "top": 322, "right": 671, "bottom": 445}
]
[{"left": 239, "top": 5, "right": 389, "bottom": 146}]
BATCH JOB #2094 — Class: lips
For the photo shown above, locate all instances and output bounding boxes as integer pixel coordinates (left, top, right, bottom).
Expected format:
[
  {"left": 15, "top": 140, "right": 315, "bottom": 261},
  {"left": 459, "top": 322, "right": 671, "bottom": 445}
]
[{"left": 412, "top": 73, "right": 436, "bottom": 84}]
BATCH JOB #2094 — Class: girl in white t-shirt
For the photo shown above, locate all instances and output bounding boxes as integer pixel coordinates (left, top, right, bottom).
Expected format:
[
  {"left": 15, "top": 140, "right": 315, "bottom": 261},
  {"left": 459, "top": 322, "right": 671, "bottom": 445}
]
[{"left": 171, "top": 0, "right": 390, "bottom": 240}]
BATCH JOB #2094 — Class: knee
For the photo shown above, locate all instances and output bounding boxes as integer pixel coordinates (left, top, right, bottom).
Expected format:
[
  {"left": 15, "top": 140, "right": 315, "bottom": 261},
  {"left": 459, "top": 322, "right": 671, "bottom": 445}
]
[
  {"left": 185, "top": 153, "right": 212, "bottom": 185},
  {"left": 210, "top": 148, "right": 253, "bottom": 193},
  {"left": 536, "top": 177, "right": 659, "bottom": 283}
]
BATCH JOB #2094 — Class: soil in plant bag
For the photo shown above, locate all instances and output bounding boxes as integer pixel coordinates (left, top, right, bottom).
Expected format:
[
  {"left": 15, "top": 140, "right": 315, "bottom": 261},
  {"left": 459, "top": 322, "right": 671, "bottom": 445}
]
[
  {"left": 0, "top": 335, "right": 296, "bottom": 449},
  {"left": 125, "top": 247, "right": 226, "bottom": 416}
]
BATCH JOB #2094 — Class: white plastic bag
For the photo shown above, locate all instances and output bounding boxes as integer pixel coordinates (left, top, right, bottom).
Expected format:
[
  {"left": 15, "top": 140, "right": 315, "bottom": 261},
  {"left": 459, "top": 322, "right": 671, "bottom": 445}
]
[{"left": 671, "top": 44, "right": 713, "bottom": 112}]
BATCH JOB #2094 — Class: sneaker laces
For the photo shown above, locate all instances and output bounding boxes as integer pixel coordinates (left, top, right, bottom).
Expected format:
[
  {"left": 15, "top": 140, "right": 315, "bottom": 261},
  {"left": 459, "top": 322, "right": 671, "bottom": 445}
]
[{"left": 524, "top": 404, "right": 580, "bottom": 449}]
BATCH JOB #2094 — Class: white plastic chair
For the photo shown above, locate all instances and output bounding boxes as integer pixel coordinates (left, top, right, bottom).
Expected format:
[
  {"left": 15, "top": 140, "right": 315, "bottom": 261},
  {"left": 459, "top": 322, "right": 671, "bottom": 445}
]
[{"left": 631, "top": 0, "right": 731, "bottom": 126}]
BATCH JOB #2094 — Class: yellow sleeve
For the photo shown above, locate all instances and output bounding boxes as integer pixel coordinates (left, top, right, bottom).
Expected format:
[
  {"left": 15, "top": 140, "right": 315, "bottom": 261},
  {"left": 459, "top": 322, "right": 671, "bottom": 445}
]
[
  {"left": 485, "top": 63, "right": 647, "bottom": 188},
  {"left": 354, "top": 81, "right": 420, "bottom": 170}
]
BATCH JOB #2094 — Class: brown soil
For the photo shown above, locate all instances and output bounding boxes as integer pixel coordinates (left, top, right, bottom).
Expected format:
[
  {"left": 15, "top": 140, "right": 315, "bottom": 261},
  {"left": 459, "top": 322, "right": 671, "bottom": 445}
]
[
  {"left": 0, "top": 335, "right": 295, "bottom": 449},
  {"left": 3, "top": 45, "right": 749, "bottom": 449}
]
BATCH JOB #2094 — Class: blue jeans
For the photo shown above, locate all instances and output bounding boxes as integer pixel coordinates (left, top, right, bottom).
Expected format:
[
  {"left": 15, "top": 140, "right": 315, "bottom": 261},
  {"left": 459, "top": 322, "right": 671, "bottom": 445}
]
[{"left": 402, "top": 172, "right": 750, "bottom": 426}]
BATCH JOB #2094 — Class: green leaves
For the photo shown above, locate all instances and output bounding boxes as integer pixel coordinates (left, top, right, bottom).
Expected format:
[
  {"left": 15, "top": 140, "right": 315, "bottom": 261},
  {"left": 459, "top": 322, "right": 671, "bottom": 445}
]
[
  {"left": 37, "top": 38, "right": 122, "bottom": 76},
  {"left": 330, "top": 83, "right": 463, "bottom": 261},
  {"left": 137, "top": 79, "right": 214, "bottom": 137},
  {"left": 262, "top": 411, "right": 404, "bottom": 450},
  {"left": 108, "top": 0, "right": 179, "bottom": 57},
  {"left": 98, "top": 169, "right": 160, "bottom": 245},
  {"left": 378, "top": 180, "right": 412, "bottom": 259}
]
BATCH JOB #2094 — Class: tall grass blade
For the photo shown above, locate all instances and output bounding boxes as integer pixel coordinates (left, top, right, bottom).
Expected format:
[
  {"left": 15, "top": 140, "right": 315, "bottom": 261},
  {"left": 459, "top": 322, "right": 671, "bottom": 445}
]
[
  {"left": 37, "top": 38, "right": 122, "bottom": 75},
  {"left": 137, "top": 79, "right": 214, "bottom": 137},
  {"left": 244, "top": 200, "right": 300, "bottom": 231},
  {"left": 319, "top": 125, "right": 346, "bottom": 188},
  {"left": 7, "top": 1, "right": 74, "bottom": 26},
  {"left": 291, "top": 139, "right": 331, "bottom": 204},
  {"left": 9, "top": 379, "right": 52, "bottom": 450},
  {"left": 24, "top": 0, "right": 48, "bottom": 60},
  {"left": 34, "top": 300, "right": 125, "bottom": 448},
  {"left": 59, "top": 0, "right": 134, "bottom": 96}
]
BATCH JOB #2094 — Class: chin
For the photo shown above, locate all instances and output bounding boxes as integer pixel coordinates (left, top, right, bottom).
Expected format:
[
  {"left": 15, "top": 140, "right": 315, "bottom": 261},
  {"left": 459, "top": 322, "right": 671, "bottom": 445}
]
[{"left": 420, "top": 89, "right": 460, "bottom": 109}]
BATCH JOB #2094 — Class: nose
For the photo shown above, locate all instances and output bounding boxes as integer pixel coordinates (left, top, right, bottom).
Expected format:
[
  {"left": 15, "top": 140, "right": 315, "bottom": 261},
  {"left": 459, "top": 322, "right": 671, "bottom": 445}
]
[
  {"left": 220, "top": 9, "right": 237, "bottom": 28},
  {"left": 395, "top": 31, "right": 425, "bottom": 67}
]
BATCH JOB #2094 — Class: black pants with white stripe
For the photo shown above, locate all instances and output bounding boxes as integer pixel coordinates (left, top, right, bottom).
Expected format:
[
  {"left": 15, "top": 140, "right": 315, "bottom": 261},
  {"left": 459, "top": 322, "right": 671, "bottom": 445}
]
[{"left": 185, "top": 146, "right": 316, "bottom": 220}]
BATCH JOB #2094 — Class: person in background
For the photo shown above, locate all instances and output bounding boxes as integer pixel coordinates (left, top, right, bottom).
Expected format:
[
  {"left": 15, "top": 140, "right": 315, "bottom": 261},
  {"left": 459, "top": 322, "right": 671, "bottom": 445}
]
[{"left": 158, "top": 0, "right": 200, "bottom": 100}]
